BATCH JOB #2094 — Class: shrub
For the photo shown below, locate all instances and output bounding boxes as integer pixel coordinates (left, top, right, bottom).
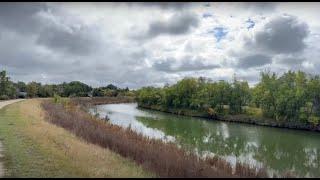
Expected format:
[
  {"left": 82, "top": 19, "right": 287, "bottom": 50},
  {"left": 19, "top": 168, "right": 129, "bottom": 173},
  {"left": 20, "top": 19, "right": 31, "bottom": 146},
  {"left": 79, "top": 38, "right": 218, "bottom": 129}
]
[
  {"left": 309, "top": 116, "right": 320, "bottom": 126},
  {"left": 0, "top": 95, "right": 9, "bottom": 100}
]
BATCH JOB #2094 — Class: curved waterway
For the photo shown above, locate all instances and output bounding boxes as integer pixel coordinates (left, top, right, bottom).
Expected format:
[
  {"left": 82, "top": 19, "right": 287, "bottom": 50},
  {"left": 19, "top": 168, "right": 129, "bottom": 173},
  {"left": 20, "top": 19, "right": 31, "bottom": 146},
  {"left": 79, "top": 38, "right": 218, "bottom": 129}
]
[{"left": 90, "top": 103, "right": 320, "bottom": 177}]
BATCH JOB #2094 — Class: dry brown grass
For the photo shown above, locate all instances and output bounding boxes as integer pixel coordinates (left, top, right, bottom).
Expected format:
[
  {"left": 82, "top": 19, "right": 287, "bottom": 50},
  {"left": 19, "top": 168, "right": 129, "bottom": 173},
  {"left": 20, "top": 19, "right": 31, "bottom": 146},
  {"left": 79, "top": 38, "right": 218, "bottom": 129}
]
[
  {"left": 41, "top": 99, "right": 270, "bottom": 178},
  {"left": 5, "top": 99, "right": 152, "bottom": 177}
]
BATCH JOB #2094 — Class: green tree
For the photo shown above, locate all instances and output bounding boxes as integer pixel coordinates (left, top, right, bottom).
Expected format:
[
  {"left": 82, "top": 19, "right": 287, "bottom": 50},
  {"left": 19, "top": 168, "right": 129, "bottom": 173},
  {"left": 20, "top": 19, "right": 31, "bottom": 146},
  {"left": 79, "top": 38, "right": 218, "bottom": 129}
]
[
  {"left": 26, "top": 82, "right": 41, "bottom": 98},
  {"left": 307, "top": 75, "right": 320, "bottom": 117},
  {"left": 137, "top": 87, "right": 162, "bottom": 106},
  {"left": 62, "top": 81, "right": 92, "bottom": 97},
  {"left": 229, "top": 78, "right": 250, "bottom": 114},
  {"left": 0, "top": 70, "right": 16, "bottom": 99},
  {"left": 252, "top": 71, "right": 279, "bottom": 118},
  {"left": 16, "top": 81, "right": 27, "bottom": 92}
]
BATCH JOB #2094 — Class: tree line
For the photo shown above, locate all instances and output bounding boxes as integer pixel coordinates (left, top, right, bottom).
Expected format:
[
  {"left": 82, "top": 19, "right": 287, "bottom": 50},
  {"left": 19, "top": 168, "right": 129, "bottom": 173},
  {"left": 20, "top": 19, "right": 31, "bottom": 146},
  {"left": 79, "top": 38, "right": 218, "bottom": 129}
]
[
  {"left": 2, "top": 69, "right": 320, "bottom": 125},
  {"left": 0, "top": 70, "right": 134, "bottom": 100},
  {"left": 136, "top": 71, "right": 320, "bottom": 125}
]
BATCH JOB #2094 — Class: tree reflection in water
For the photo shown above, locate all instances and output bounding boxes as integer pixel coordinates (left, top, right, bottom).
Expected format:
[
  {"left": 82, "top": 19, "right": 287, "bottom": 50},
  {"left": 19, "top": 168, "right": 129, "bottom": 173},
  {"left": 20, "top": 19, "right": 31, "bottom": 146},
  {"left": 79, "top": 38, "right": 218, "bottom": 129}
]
[{"left": 93, "top": 103, "right": 320, "bottom": 177}]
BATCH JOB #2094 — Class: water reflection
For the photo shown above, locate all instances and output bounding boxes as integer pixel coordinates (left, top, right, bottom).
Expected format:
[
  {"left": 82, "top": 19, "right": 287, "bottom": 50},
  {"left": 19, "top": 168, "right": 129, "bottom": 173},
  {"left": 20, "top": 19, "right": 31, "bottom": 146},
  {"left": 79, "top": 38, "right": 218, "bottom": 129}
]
[
  {"left": 91, "top": 104, "right": 175, "bottom": 142},
  {"left": 92, "top": 103, "right": 320, "bottom": 177}
]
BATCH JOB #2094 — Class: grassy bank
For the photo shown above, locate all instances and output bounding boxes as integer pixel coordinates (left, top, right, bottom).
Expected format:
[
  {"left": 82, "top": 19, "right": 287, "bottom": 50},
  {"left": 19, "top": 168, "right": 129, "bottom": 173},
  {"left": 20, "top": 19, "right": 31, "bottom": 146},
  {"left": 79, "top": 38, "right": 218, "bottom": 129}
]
[
  {"left": 0, "top": 99, "right": 152, "bottom": 177},
  {"left": 41, "top": 99, "right": 273, "bottom": 178},
  {"left": 138, "top": 104, "right": 320, "bottom": 132}
]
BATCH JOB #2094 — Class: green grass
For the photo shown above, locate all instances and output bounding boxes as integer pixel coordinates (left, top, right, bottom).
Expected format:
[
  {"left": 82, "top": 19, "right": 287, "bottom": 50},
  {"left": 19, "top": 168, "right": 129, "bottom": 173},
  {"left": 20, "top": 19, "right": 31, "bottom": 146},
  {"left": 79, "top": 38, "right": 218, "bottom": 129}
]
[
  {"left": 0, "top": 100, "right": 153, "bottom": 178},
  {"left": 0, "top": 101, "right": 87, "bottom": 177}
]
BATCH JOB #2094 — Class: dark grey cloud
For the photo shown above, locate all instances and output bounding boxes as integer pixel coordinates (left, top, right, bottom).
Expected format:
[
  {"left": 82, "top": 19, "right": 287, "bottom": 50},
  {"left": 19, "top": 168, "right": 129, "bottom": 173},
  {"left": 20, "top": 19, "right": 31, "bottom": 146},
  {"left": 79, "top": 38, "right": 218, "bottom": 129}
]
[
  {"left": 0, "top": 2, "right": 47, "bottom": 34},
  {"left": 0, "top": 2, "right": 100, "bottom": 56},
  {"left": 237, "top": 54, "right": 271, "bottom": 68},
  {"left": 244, "top": 2, "right": 276, "bottom": 13},
  {"left": 132, "top": 12, "right": 199, "bottom": 39},
  {"left": 178, "top": 61, "right": 219, "bottom": 72},
  {"left": 206, "top": 2, "right": 276, "bottom": 12},
  {"left": 254, "top": 15, "right": 309, "bottom": 54},
  {"left": 126, "top": 2, "right": 194, "bottom": 10},
  {"left": 153, "top": 56, "right": 219, "bottom": 72},
  {"left": 148, "top": 12, "right": 199, "bottom": 37},
  {"left": 36, "top": 25, "right": 100, "bottom": 56},
  {"left": 277, "top": 57, "right": 305, "bottom": 65},
  {"left": 0, "top": 30, "right": 60, "bottom": 72}
]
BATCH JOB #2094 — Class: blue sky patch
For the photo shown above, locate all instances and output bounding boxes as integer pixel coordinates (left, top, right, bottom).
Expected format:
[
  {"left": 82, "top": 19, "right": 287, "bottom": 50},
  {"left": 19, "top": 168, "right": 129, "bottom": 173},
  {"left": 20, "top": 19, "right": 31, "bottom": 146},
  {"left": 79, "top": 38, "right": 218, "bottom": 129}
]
[
  {"left": 202, "top": 12, "right": 212, "bottom": 18},
  {"left": 246, "top": 19, "right": 255, "bottom": 29},
  {"left": 208, "top": 27, "right": 228, "bottom": 42}
]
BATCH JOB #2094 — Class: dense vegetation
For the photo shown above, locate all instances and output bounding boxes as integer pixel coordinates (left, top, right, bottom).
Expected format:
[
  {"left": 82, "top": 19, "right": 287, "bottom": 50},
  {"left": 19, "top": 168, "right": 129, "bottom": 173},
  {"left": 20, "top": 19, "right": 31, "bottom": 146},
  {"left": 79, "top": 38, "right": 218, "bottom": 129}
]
[
  {"left": 0, "top": 70, "right": 134, "bottom": 100},
  {"left": 136, "top": 71, "right": 320, "bottom": 126},
  {"left": 2, "top": 69, "right": 320, "bottom": 126},
  {"left": 41, "top": 98, "right": 272, "bottom": 177}
]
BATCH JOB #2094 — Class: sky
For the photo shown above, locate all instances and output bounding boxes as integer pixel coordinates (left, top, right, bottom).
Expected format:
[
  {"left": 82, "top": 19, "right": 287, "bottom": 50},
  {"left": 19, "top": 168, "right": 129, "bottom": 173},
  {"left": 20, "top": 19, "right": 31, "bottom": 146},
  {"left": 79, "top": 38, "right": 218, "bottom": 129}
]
[{"left": 1, "top": 2, "right": 320, "bottom": 89}]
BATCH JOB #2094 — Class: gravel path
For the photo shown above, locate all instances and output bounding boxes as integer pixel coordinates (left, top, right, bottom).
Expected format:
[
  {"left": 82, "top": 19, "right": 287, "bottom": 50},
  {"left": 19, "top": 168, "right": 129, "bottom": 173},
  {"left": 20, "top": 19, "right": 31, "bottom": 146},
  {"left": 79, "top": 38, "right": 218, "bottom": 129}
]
[{"left": 0, "top": 99, "right": 25, "bottom": 177}]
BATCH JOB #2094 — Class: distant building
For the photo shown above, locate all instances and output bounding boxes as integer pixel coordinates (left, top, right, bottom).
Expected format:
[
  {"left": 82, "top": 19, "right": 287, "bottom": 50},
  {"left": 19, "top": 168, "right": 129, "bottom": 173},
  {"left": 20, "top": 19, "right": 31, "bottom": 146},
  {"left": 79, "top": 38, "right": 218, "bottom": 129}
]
[{"left": 17, "top": 91, "right": 27, "bottom": 98}]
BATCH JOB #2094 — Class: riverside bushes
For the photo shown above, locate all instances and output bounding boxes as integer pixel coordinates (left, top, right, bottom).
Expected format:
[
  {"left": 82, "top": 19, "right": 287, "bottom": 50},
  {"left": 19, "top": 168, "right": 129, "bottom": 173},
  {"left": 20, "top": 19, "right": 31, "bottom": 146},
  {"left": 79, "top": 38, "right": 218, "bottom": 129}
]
[
  {"left": 41, "top": 99, "right": 270, "bottom": 178},
  {"left": 136, "top": 71, "right": 320, "bottom": 126},
  {"left": 71, "top": 96, "right": 135, "bottom": 106}
]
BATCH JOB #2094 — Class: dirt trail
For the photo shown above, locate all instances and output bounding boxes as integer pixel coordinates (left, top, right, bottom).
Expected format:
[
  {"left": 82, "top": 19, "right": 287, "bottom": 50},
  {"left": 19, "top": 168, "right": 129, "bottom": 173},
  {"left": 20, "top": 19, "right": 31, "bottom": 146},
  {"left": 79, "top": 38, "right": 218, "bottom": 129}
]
[{"left": 0, "top": 99, "right": 25, "bottom": 177}]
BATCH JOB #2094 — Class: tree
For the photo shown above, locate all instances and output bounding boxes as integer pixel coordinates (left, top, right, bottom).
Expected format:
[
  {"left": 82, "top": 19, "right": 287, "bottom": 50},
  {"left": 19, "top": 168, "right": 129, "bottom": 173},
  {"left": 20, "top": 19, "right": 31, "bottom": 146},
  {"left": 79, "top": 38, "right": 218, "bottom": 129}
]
[
  {"left": 0, "top": 70, "right": 16, "bottom": 99},
  {"left": 307, "top": 75, "right": 320, "bottom": 117},
  {"left": 16, "top": 81, "right": 27, "bottom": 92},
  {"left": 62, "top": 81, "right": 92, "bottom": 97},
  {"left": 252, "top": 71, "right": 279, "bottom": 118},
  {"left": 136, "top": 87, "right": 162, "bottom": 106},
  {"left": 92, "top": 88, "right": 105, "bottom": 97},
  {"left": 173, "top": 78, "right": 200, "bottom": 108},
  {"left": 215, "top": 80, "right": 231, "bottom": 113},
  {"left": 38, "top": 84, "right": 54, "bottom": 97},
  {"left": 135, "top": 70, "right": 320, "bottom": 125},
  {"left": 229, "top": 78, "right": 250, "bottom": 114},
  {"left": 106, "top": 84, "right": 118, "bottom": 90},
  {"left": 26, "top": 82, "right": 41, "bottom": 98}
]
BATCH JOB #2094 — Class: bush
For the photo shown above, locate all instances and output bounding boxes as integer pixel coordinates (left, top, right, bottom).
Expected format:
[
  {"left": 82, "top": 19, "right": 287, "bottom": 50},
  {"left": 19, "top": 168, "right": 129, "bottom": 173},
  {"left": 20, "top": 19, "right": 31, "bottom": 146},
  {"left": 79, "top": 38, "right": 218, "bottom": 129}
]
[
  {"left": 53, "top": 94, "right": 70, "bottom": 107},
  {"left": 0, "top": 95, "right": 9, "bottom": 100},
  {"left": 309, "top": 116, "right": 320, "bottom": 126}
]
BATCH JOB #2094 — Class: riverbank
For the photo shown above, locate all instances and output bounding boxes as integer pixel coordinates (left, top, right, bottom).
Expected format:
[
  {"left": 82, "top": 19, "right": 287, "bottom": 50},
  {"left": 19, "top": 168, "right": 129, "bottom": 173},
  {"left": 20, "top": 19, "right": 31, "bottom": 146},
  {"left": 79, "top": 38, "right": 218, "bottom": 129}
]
[
  {"left": 71, "top": 96, "right": 135, "bottom": 106},
  {"left": 0, "top": 99, "right": 152, "bottom": 177},
  {"left": 42, "top": 98, "right": 273, "bottom": 178},
  {"left": 138, "top": 104, "right": 320, "bottom": 132}
]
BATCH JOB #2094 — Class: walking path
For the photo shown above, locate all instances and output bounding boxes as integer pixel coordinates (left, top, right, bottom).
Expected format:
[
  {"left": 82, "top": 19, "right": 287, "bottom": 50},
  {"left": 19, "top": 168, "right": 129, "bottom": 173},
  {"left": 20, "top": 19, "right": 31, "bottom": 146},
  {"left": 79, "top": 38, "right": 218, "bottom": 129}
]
[{"left": 0, "top": 99, "right": 25, "bottom": 177}]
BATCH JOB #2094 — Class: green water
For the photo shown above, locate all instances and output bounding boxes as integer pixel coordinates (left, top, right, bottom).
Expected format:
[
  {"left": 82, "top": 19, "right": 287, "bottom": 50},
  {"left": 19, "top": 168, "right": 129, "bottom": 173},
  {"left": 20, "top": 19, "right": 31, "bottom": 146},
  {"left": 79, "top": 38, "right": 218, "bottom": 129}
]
[{"left": 92, "top": 103, "right": 320, "bottom": 177}]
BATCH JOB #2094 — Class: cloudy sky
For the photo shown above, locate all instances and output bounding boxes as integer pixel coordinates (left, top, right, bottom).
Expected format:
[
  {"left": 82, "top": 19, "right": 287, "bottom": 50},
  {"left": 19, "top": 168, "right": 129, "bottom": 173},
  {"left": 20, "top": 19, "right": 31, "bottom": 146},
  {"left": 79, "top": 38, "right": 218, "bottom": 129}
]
[{"left": 1, "top": 2, "right": 320, "bottom": 88}]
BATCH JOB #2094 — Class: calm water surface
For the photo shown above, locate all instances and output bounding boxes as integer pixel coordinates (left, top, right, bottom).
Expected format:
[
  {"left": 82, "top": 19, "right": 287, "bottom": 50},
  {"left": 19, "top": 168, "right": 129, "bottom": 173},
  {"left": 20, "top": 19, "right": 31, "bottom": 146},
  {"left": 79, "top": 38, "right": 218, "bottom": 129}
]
[{"left": 91, "top": 103, "right": 320, "bottom": 177}]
